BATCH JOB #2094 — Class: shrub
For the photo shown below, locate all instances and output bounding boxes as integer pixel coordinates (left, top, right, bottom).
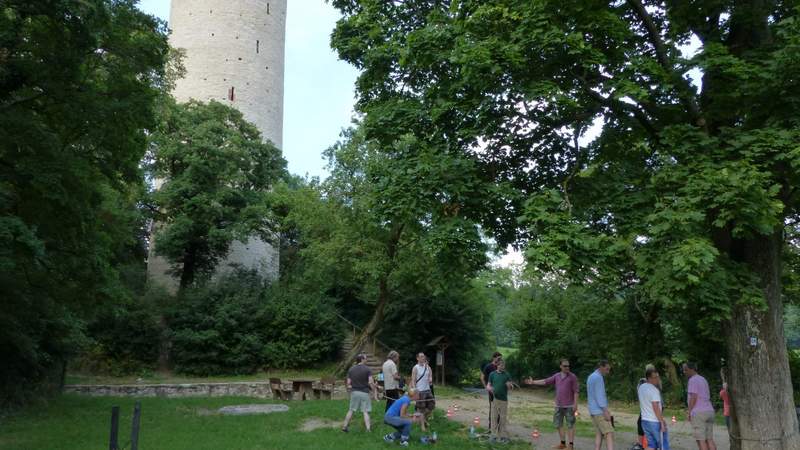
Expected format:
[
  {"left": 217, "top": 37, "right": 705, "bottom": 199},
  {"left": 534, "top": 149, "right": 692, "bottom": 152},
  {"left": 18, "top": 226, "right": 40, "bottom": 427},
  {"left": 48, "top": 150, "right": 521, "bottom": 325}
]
[
  {"left": 79, "top": 287, "right": 168, "bottom": 376},
  {"left": 169, "top": 270, "right": 342, "bottom": 375}
]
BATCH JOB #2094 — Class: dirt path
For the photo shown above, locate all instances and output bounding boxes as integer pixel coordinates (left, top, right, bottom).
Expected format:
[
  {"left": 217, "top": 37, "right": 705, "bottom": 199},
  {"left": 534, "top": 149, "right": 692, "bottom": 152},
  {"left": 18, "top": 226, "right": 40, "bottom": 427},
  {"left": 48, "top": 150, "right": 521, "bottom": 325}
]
[{"left": 436, "top": 388, "right": 731, "bottom": 450}]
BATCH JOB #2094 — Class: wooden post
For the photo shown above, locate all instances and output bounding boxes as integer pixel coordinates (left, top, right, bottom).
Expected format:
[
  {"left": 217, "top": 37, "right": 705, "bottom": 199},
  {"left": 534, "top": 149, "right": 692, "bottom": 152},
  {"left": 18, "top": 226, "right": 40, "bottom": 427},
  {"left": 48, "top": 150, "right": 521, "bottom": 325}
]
[
  {"left": 109, "top": 406, "right": 119, "bottom": 450},
  {"left": 130, "top": 401, "right": 141, "bottom": 450}
]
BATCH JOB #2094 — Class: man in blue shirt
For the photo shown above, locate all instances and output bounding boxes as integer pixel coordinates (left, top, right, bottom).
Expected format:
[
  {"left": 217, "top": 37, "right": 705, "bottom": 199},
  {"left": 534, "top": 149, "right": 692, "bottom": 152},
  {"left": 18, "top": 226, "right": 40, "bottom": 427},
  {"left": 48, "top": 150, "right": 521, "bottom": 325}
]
[
  {"left": 384, "top": 388, "right": 422, "bottom": 447},
  {"left": 587, "top": 359, "right": 614, "bottom": 450}
]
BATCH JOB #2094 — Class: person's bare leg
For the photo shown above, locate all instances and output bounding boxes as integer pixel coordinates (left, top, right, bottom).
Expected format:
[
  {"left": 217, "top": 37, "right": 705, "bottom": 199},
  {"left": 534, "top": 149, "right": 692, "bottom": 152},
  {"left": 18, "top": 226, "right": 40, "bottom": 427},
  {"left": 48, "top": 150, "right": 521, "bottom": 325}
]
[
  {"left": 595, "top": 430, "right": 602, "bottom": 450},
  {"left": 697, "top": 440, "right": 709, "bottom": 450},
  {"left": 363, "top": 411, "right": 371, "bottom": 431},
  {"left": 568, "top": 427, "right": 576, "bottom": 446},
  {"left": 606, "top": 432, "right": 614, "bottom": 450},
  {"left": 342, "top": 410, "right": 353, "bottom": 429},
  {"left": 558, "top": 426, "right": 566, "bottom": 442},
  {"left": 706, "top": 439, "right": 717, "bottom": 450}
]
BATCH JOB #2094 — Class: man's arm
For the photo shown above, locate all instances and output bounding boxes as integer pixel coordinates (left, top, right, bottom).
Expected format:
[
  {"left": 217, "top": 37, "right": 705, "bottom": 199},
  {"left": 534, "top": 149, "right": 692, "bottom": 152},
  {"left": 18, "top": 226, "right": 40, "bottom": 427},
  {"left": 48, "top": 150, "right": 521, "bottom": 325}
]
[
  {"left": 410, "top": 366, "right": 418, "bottom": 389},
  {"left": 687, "top": 393, "right": 698, "bottom": 417},
  {"left": 393, "top": 364, "right": 400, "bottom": 380},
  {"left": 346, "top": 376, "right": 353, "bottom": 391},
  {"left": 369, "top": 375, "right": 378, "bottom": 400},
  {"left": 653, "top": 401, "right": 666, "bottom": 431}
]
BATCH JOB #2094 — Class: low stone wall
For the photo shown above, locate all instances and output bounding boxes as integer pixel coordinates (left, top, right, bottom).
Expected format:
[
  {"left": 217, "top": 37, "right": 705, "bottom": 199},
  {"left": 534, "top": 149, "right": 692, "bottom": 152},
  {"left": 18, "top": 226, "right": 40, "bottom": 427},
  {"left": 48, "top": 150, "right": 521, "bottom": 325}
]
[{"left": 64, "top": 382, "right": 348, "bottom": 399}]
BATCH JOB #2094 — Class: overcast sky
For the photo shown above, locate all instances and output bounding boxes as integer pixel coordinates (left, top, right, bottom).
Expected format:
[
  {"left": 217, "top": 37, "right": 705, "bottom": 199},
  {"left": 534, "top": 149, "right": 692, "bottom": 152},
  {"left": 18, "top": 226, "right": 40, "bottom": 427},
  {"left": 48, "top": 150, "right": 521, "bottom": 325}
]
[{"left": 137, "top": 0, "right": 359, "bottom": 179}]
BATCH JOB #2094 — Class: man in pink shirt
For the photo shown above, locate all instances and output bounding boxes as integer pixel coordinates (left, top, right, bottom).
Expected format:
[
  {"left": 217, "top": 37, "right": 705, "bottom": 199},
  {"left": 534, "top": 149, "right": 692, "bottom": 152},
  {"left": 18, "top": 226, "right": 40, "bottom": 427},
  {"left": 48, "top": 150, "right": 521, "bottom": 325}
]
[
  {"left": 526, "top": 359, "right": 580, "bottom": 450},
  {"left": 683, "top": 362, "right": 716, "bottom": 450}
]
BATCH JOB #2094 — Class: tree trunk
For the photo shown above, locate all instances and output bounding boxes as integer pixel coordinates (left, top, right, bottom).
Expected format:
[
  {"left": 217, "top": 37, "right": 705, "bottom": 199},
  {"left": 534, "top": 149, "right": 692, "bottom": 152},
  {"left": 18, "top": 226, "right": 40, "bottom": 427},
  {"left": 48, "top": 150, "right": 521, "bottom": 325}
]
[
  {"left": 724, "top": 231, "right": 799, "bottom": 450},
  {"left": 179, "top": 245, "right": 197, "bottom": 290},
  {"left": 336, "top": 223, "right": 404, "bottom": 374}
]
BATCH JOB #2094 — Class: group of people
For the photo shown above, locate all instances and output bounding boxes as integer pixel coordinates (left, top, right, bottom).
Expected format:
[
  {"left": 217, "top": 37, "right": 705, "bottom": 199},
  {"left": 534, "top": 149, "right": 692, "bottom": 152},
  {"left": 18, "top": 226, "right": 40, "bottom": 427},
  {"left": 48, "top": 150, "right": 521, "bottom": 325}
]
[
  {"left": 480, "top": 353, "right": 726, "bottom": 450},
  {"left": 340, "top": 351, "right": 435, "bottom": 447},
  {"left": 342, "top": 349, "right": 727, "bottom": 449}
]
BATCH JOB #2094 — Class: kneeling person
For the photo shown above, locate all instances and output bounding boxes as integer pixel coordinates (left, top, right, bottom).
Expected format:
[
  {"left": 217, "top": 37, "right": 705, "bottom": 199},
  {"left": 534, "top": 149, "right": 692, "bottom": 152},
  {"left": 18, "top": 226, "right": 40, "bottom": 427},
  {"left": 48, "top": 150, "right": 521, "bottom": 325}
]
[{"left": 384, "top": 389, "right": 422, "bottom": 447}]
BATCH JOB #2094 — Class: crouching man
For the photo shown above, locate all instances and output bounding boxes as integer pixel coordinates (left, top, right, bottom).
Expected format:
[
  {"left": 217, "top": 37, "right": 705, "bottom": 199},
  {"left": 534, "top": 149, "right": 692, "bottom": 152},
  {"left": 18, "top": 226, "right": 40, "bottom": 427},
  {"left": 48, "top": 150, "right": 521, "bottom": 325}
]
[{"left": 384, "top": 388, "right": 422, "bottom": 447}]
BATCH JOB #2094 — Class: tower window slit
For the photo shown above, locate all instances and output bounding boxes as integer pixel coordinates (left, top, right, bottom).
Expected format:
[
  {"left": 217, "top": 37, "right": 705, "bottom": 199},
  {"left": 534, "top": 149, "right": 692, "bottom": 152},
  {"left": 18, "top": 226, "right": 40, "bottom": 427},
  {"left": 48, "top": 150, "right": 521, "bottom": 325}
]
[
  {"left": 228, "top": 86, "right": 235, "bottom": 102},
  {"left": 256, "top": 40, "right": 260, "bottom": 53}
]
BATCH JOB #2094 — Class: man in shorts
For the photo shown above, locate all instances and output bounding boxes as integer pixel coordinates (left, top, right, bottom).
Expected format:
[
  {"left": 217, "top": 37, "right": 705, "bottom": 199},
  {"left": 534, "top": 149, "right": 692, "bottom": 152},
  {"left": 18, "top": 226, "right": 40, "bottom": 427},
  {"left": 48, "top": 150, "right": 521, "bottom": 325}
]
[
  {"left": 525, "top": 359, "right": 579, "bottom": 449},
  {"left": 588, "top": 360, "right": 614, "bottom": 450},
  {"left": 411, "top": 352, "right": 434, "bottom": 431},
  {"left": 683, "top": 362, "right": 717, "bottom": 450},
  {"left": 383, "top": 350, "right": 402, "bottom": 411},
  {"left": 342, "top": 353, "right": 377, "bottom": 432},
  {"left": 638, "top": 367, "right": 670, "bottom": 450}
]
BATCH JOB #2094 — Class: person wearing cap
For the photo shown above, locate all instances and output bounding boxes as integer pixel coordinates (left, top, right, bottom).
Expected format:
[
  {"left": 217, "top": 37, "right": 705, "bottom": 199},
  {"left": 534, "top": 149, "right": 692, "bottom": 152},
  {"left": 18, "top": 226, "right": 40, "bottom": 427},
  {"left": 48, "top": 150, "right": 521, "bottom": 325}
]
[{"left": 342, "top": 353, "right": 377, "bottom": 433}]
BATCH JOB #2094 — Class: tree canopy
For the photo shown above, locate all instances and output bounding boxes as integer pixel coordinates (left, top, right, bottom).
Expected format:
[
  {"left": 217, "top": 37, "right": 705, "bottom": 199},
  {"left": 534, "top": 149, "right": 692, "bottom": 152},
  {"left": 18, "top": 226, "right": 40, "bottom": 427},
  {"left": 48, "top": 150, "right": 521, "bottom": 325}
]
[
  {"left": 147, "top": 100, "right": 286, "bottom": 289},
  {"left": 0, "top": 0, "right": 170, "bottom": 404},
  {"left": 330, "top": 1, "right": 800, "bottom": 447}
]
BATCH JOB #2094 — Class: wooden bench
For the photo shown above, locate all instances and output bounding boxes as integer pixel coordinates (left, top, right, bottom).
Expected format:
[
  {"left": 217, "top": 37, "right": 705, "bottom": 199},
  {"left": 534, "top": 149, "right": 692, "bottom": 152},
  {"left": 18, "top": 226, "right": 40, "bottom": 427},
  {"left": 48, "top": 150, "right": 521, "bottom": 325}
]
[
  {"left": 313, "top": 376, "right": 336, "bottom": 400},
  {"left": 269, "top": 378, "right": 293, "bottom": 401}
]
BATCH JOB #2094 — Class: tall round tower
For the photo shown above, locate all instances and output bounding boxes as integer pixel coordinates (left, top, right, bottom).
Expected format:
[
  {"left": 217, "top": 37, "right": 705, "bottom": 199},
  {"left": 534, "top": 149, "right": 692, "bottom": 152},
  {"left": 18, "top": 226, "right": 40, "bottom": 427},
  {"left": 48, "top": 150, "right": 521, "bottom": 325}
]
[
  {"left": 169, "top": 0, "right": 286, "bottom": 147},
  {"left": 147, "top": 0, "right": 286, "bottom": 290}
]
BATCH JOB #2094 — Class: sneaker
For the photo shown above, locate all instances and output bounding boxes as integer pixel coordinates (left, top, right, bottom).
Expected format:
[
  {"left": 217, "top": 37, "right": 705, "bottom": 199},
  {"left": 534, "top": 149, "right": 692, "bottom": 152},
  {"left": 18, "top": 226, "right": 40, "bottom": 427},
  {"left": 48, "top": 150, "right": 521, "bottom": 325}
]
[
  {"left": 553, "top": 445, "right": 567, "bottom": 450},
  {"left": 341, "top": 427, "right": 348, "bottom": 433},
  {"left": 499, "top": 437, "right": 511, "bottom": 444},
  {"left": 384, "top": 434, "right": 396, "bottom": 443},
  {"left": 399, "top": 440, "right": 409, "bottom": 447},
  {"left": 568, "top": 444, "right": 574, "bottom": 450}
]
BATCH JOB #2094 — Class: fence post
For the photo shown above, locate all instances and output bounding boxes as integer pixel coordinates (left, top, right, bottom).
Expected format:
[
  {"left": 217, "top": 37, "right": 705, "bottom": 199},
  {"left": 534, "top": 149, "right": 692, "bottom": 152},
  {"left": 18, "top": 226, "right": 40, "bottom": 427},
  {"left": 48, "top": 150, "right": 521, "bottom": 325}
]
[
  {"left": 109, "top": 406, "right": 119, "bottom": 450},
  {"left": 130, "top": 401, "right": 141, "bottom": 450}
]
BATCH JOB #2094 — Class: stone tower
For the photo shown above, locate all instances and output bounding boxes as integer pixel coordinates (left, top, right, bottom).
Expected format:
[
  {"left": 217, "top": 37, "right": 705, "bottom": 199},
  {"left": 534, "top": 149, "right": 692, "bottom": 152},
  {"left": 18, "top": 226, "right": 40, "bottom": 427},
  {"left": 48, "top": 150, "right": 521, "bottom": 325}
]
[{"left": 146, "top": 0, "right": 286, "bottom": 290}]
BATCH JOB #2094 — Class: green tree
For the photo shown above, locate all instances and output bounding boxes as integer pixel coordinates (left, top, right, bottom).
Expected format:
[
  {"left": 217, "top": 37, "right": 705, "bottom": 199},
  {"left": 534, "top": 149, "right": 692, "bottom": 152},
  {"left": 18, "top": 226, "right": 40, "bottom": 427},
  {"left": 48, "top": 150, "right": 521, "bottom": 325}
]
[
  {"left": 274, "top": 126, "right": 489, "bottom": 373},
  {"left": 148, "top": 100, "right": 286, "bottom": 289},
  {"left": 0, "top": 0, "right": 170, "bottom": 404},
  {"left": 331, "top": 2, "right": 800, "bottom": 447}
]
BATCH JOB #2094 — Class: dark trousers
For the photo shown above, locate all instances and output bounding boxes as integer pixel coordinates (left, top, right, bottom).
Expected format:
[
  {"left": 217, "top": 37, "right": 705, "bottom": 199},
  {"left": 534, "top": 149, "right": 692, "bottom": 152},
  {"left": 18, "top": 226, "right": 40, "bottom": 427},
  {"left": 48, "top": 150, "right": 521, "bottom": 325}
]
[{"left": 385, "top": 389, "right": 402, "bottom": 412}]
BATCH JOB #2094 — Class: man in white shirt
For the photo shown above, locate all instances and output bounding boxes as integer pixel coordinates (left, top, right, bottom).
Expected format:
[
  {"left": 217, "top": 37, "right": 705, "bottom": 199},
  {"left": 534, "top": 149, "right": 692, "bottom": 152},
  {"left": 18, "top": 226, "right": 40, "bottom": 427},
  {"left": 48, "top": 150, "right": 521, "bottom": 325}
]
[
  {"left": 382, "top": 350, "right": 401, "bottom": 411},
  {"left": 411, "top": 352, "right": 434, "bottom": 431},
  {"left": 638, "top": 367, "right": 670, "bottom": 450}
]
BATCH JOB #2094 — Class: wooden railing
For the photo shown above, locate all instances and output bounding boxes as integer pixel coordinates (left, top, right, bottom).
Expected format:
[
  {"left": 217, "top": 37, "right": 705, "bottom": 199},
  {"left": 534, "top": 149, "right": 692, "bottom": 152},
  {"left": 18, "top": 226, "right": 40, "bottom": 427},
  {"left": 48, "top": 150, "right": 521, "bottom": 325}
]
[{"left": 335, "top": 312, "right": 390, "bottom": 359}]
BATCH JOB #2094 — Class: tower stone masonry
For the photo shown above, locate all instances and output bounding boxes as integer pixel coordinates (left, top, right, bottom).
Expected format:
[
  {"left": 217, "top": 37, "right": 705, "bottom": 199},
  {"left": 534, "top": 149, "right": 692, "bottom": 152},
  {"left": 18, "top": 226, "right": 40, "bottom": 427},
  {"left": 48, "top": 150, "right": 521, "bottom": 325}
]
[{"left": 147, "top": 0, "right": 286, "bottom": 290}]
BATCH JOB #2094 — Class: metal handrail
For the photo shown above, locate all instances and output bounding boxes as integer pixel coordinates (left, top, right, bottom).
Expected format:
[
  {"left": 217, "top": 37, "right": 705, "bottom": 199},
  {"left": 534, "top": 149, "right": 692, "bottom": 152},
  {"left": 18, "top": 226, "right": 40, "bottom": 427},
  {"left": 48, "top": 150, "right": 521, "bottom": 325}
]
[{"left": 335, "top": 312, "right": 391, "bottom": 356}]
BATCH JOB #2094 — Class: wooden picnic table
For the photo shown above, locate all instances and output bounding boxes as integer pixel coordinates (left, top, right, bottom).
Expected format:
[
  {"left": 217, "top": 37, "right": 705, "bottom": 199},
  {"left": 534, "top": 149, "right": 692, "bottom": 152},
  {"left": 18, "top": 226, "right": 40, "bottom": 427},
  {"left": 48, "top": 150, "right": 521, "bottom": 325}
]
[{"left": 291, "top": 379, "right": 316, "bottom": 400}]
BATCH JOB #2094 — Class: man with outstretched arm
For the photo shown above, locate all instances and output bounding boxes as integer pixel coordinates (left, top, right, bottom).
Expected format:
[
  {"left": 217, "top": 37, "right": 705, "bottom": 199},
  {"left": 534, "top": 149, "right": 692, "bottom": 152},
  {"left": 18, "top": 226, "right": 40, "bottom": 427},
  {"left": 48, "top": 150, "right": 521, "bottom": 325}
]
[{"left": 525, "top": 358, "right": 580, "bottom": 450}]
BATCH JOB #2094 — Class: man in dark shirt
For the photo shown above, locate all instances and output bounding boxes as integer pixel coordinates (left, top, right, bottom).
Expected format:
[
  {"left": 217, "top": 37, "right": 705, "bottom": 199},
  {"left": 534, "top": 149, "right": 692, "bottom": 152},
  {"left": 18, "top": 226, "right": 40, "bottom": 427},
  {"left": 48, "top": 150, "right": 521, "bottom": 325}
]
[
  {"left": 480, "top": 351, "right": 502, "bottom": 429},
  {"left": 342, "top": 353, "right": 377, "bottom": 432}
]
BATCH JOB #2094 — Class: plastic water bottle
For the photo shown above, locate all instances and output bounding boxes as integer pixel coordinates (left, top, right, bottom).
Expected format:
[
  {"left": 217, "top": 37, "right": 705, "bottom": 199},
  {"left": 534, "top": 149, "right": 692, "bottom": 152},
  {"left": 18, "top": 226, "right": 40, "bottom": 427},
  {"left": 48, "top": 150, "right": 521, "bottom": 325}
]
[
  {"left": 469, "top": 425, "right": 475, "bottom": 438},
  {"left": 432, "top": 431, "right": 438, "bottom": 442}
]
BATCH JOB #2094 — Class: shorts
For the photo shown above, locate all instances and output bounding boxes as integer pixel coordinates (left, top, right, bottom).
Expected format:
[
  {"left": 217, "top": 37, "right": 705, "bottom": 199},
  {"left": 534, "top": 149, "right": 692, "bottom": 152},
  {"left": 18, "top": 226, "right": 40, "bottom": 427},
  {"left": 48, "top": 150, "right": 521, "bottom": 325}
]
[
  {"left": 641, "top": 420, "right": 670, "bottom": 450},
  {"left": 348, "top": 390, "right": 371, "bottom": 412},
  {"left": 691, "top": 411, "right": 715, "bottom": 440},
  {"left": 553, "top": 406, "right": 576, "bottom": 429},
  {"left": 416, "top": 390, "right": 435, "bottom": 415},
  {"left": 592, "top": 414, "right": 614, "bottom": 435}
]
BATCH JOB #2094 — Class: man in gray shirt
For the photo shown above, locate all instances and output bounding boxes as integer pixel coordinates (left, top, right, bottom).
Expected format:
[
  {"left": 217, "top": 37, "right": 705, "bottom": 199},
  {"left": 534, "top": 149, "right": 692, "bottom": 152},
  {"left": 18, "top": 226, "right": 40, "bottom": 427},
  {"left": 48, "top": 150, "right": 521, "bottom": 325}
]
[{"left": 342, "top": 353, "right": 377, "bottom": 432}]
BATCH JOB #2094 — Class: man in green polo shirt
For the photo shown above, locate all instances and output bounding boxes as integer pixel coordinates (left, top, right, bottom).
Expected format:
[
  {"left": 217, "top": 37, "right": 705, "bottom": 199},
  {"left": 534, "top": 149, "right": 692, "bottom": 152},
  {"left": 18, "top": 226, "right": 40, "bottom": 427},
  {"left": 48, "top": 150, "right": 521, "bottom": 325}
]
[{"left": 487, "top": 359, "right": 515, "bottom": 444}]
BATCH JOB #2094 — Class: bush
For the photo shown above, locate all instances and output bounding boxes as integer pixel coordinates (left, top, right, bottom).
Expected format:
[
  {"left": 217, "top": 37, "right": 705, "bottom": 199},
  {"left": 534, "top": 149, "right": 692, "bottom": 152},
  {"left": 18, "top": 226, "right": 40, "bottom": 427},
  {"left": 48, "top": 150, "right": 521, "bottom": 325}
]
[
  {"left": 78, "top": 287, "right": 168, "bottom": 376},
  {"left": 169, "top": 270, "right": 342, "bottom": 375}
]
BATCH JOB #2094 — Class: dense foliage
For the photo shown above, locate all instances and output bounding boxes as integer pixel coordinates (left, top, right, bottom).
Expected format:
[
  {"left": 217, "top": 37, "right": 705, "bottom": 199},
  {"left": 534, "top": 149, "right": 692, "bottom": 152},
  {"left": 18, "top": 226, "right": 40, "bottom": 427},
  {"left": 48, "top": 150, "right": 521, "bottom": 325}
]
[
  {"left": 148, "top": 100, "right": 287, "bottom": 289},
  {"left": 0, "top": 0, "right": 170, "bottom": 406},
  {"left": 330, "top": 1, "right": 800, "bottom": 445},
  {"left": 169, "top": 271, "right": 342, "bottom": 375}
]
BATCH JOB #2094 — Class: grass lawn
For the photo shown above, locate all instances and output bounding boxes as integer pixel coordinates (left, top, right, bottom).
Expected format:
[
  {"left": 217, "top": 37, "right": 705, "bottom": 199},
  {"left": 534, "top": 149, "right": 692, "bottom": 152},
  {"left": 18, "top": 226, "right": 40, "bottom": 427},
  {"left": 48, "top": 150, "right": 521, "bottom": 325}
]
[{"left": 1, "top": 395, "right": 534, "bottom": 450}]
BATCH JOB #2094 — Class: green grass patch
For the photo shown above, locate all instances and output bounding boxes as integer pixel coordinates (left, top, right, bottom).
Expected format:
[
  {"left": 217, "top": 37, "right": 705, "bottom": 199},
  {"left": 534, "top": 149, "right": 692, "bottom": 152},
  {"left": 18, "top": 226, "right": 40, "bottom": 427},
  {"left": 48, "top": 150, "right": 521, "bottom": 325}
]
[{"left": 1, "top": 395, "right": 538, "bottom": 450}]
